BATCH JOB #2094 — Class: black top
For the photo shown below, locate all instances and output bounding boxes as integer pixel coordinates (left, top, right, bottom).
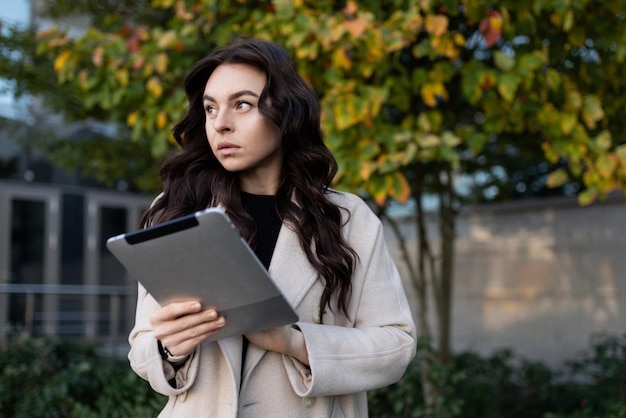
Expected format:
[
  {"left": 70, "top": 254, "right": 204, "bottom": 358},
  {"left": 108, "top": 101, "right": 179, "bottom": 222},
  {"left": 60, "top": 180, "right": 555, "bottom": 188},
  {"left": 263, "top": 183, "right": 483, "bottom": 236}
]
[
  {"left": 241, "top": 192, "right": 281, "bottom": 269},
  {"left": 240, "top": 192, "right": 281, "bottom": 383}
]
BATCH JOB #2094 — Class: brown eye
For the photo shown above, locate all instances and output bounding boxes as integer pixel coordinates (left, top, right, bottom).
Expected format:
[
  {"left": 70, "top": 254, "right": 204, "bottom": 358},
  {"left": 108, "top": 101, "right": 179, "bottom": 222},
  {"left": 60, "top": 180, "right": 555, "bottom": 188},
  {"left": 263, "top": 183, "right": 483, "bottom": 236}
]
[
  {"left": 205, "top": 105, "right": 218, "bottom": 117},
  {"left": 235, "top": 101, "right": 252, "bottom": 111}
]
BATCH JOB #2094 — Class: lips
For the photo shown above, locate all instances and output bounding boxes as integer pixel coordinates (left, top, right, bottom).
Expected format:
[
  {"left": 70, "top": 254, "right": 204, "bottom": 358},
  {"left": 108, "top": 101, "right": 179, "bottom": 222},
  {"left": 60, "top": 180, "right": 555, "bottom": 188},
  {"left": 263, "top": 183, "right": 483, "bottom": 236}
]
[{"left": 217, "top": 141, "right": 240, "bottom": 156}]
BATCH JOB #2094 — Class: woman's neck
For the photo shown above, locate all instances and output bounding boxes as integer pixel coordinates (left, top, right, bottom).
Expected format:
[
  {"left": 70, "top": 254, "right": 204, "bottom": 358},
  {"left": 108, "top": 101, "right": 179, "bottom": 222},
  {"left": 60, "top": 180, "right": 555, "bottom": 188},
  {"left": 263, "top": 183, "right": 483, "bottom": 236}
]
[{"left": 240, "top": 180, "right": 279, "bottom": 196}]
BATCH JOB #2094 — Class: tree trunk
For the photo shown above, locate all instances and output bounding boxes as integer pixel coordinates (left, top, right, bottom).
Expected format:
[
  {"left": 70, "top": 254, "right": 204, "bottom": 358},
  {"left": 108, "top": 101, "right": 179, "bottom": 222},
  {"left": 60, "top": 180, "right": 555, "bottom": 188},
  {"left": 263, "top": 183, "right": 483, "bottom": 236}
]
[{"left": 435, "top": 165, "right": 456, "bottom": 363}]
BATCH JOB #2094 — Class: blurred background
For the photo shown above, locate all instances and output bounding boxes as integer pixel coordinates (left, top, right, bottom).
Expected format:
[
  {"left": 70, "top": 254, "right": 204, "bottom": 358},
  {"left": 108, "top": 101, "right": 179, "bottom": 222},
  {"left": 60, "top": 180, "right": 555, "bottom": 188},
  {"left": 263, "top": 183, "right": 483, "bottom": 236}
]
[{"left": 0, "top": 0, "right": 624, "bottom": 416}]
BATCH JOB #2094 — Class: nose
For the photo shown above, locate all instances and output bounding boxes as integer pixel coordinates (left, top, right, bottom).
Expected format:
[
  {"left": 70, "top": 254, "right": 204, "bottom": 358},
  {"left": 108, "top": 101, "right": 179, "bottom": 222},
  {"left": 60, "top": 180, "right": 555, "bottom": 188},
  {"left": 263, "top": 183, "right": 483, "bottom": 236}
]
[{"left": 212, "top": 108, "right": 232, "bottom": 133}]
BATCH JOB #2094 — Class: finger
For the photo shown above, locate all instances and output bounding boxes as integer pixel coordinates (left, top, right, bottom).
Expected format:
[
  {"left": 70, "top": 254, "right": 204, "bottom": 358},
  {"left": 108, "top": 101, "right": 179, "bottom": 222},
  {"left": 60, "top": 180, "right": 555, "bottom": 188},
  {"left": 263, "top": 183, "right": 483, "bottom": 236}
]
[
  {"left": 152, "top": 300, "right": 203, "bottom": 323},
  {"left": 162, "top": 316, "right": 226, "bottom": 356},
  {"left": 153, "top": 308, "right": 219, "bottom": 340}
]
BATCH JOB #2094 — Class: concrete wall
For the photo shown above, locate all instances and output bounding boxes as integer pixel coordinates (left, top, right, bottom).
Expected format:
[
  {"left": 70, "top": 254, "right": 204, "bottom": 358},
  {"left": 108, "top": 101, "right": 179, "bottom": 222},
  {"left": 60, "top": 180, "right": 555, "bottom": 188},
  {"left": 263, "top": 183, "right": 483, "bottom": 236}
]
[{"left": 385, "top": 196, "right": 626, "bottom": 366}]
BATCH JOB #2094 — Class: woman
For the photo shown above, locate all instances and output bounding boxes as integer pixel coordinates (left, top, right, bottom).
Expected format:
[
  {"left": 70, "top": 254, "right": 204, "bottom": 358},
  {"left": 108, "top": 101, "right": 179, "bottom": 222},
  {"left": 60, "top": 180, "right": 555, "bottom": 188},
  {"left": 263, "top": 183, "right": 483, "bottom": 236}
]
[{"left": 128, "top": 38, "right": 416, "bottom": 417}]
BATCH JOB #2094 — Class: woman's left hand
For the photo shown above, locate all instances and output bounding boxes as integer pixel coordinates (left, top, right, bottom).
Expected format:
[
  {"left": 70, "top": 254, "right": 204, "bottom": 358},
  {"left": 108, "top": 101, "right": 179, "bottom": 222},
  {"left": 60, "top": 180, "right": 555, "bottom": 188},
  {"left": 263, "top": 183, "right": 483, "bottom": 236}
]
[{"left": 246, "top": 325, "right": 309, "bottom": 366}]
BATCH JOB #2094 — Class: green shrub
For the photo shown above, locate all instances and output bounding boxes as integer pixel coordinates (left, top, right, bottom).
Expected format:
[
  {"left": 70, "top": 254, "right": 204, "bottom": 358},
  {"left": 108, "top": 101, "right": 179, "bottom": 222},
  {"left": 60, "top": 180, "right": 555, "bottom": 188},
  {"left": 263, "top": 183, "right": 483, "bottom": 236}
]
[
  {"left": 368, "top": 333, "right": 626, "bottom": 418},
  {"left": 2, "top": 333, "right": 624, "bottom": 417},
  {"left": 368, "top": 338, "right": 464, "bottom": 418},
  {"left": 0, "top": 334, "right": 165, "bottom": 418}
]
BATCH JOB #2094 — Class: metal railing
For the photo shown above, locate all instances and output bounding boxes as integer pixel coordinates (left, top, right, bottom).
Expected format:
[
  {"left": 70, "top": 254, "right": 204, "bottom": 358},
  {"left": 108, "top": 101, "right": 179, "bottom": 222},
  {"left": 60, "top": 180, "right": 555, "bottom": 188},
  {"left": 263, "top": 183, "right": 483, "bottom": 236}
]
[{"left": 0, "top": 283, "right": 137, "bottom": 356}]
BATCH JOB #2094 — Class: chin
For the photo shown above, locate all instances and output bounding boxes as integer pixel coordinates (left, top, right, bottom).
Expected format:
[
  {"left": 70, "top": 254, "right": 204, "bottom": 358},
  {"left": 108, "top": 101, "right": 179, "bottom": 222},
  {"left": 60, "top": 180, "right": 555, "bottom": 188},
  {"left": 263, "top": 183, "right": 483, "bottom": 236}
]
[{"left": 218, "top": 161, "right": 247, "bottom": 173}]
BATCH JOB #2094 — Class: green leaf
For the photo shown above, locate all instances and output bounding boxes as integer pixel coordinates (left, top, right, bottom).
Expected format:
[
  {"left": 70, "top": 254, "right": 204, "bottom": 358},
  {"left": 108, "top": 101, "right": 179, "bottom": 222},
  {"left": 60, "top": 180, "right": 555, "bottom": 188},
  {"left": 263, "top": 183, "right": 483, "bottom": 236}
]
[
  {"left": 497, "top": 73, "right": 521, "bottom": 103},
  {"left": 582, "top": 95, "right": 605, "bottom": 129},
  {"left": 417, "top": 134, "right": 440, "bottom": 148},
  {"left": 560, "top": 113, "right": 577, "bottom": 135},
  {"left": 442, "top": 131, "right": 461, "bottom": 147},
  {"left": 594, "top": 130, "right": 612, "bottom": 151},
  {"left": 493, "top": 51, "right": 515, "bottom": 72},
  {"left": 460, "top": 71, "right": 482, "bottom": 105},
  {"left": 545, "top": 68, "right": 562, "bottom": 91},
  {"left": 517, "top": 51, "right": 544, "bottom": 74},
  {"left": 467, "top": 132, "right": 488, "bottom": 155}
]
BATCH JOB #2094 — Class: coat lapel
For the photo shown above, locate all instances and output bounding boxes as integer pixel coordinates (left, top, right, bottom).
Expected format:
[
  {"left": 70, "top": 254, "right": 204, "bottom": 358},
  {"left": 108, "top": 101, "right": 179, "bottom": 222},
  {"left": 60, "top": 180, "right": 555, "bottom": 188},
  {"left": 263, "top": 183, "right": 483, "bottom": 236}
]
[
  {"left": 242, "top": 223, "right": 318, "bottom": 378},
  {"left": 217, "top": 336, "right": 243, "bottom": 389},
  {"left": 267, "top": 223, "right": 318, "bottom": 307}
]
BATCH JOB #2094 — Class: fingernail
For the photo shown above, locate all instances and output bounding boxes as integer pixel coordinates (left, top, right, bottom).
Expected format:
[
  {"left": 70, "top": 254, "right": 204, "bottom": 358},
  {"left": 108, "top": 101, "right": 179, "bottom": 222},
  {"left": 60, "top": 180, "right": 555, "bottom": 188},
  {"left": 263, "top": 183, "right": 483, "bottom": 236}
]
[{"left": 191, "top": 302, "right": 201, "bottom": 310}]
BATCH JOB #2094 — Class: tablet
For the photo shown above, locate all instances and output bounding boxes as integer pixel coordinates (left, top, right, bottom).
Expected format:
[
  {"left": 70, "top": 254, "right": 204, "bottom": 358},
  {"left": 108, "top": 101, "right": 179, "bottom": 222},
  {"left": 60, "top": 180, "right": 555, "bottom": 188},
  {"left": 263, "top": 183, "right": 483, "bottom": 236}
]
[{"left": 106, "top": 208, "right": 298, "bottom": 341}]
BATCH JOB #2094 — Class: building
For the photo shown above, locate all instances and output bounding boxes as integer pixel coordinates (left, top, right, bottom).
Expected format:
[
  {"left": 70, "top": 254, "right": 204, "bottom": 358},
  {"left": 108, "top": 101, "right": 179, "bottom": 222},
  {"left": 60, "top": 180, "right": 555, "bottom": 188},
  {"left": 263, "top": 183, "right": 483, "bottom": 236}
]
[
  {"left": 0, "top": 0, "right": 150, "bottom": 352},
  {"left": 1, "top": 0, "right": 624, "bottom": 366}
]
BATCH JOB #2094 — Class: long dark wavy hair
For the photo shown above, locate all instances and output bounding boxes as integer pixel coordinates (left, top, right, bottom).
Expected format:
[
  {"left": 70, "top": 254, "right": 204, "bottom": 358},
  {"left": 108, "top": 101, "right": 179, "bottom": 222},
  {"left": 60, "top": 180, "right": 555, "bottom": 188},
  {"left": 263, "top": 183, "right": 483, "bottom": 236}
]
[{"left": 140, "top": 38, "right": 357, "bottom": 319}]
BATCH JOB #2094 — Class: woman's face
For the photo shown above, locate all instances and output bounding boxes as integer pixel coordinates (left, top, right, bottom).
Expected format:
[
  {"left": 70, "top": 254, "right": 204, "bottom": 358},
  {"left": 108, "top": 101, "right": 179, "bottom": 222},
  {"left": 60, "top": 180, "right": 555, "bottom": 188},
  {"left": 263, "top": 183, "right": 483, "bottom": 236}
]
[{"left": 203, "top": 63, "right": 283, "bottom": 195}]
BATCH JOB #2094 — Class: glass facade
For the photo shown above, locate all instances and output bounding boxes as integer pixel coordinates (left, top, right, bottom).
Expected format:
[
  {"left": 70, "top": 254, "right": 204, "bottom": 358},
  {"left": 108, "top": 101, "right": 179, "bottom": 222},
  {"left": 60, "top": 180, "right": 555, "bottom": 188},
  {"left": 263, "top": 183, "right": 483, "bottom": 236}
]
[
  {"left": 0, "top": 182, "right": 150, "bottom": 346},
  {"left": 9, "top": 198, "right": 45, "bottom": 333}
]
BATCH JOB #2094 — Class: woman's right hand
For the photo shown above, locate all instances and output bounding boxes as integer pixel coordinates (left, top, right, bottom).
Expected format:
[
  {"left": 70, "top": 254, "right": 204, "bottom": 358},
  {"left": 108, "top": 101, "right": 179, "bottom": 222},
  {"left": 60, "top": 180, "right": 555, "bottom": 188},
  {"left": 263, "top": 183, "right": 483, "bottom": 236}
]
[{"left": 149, "top": 301, "right": 226, "bottom": 357}]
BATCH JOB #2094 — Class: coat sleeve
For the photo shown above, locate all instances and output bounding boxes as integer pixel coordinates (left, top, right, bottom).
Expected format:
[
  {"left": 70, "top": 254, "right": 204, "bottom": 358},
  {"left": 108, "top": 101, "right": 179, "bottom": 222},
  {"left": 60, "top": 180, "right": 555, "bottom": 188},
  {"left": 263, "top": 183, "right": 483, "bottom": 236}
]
[
  {"left": 126, "top": 192, "right": 201, "bottom": 396},
  {"left": 282, "top": 197, "right": 417, "bottom": 397},
  {"left": 127, "top": 284, "right": 201, "bottom": 396}
]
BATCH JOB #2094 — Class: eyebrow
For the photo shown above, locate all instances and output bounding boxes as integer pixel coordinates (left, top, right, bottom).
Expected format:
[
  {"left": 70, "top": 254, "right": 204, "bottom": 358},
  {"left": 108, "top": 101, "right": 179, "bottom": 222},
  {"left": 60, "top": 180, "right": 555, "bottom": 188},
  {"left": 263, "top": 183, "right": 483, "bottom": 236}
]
[{"left": 203, "top": 90, "right": 260, "bottom": 103}]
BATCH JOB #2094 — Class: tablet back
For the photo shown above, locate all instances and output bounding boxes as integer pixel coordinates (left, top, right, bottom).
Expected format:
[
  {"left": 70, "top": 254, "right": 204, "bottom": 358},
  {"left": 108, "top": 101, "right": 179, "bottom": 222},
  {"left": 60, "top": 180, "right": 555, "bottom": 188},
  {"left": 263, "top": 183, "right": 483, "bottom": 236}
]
[{"left": 106, "top": 208, "right": 298, "bottom": 340}]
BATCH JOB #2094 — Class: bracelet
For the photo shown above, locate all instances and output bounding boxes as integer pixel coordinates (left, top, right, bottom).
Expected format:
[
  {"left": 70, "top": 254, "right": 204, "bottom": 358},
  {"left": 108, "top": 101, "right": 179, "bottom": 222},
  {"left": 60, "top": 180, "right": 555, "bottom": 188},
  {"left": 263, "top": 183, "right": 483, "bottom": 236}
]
[{"left": 157, "top": 340, "right": 189, "bottom": 363}]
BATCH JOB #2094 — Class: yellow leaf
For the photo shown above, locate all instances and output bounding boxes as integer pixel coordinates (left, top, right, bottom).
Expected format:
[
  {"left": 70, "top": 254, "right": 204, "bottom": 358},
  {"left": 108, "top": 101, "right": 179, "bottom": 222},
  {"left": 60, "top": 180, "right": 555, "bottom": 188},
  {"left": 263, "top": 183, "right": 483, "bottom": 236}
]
[
  {"left": 333, "top": 94, "right": 361, "bottom": 130},
  {"left": 115, "top": 68, "right": 129, "bottom": 87},
  {"left": 425, "top": 14, "right": 448, "bottom": 37},
  {"left": 454, "top": 32, "right": 465, "bottom": 46},
  {"left": 596, "top": 154, "right": 617, "bottom": 179},
  {"left": 489, "top": 14, "right": 503, "bottom": 31},
  {"left": 563, "top": 10, "right": 574, "bottom": 32},
  {"left": 420, "top": 82, "right": 448, "bottom": 107},
  {"left": 359, "top": 161, "right": 377, "bottom": 181},
  {"left": 546, "top": 168, "right": 568, "bottom": 188},
  {"left": 155, "top": 52, "right": 168, "bottom": 74},
  {"left": 431, "top": 36, "right": 460, "bottom": 60},
  {"left": 127, "top": 111, "right": 139, "bottom": 127},
  {"left": 390, "top": 172, "right": 411, "bottom": 203},
  {"left": 156, "top": 111, "right": 168, "bottom": 129},
  {"left": 146, "top": 76, "right": 163, "bottom": 98},
  {"left": 541, "top": 142, "right": 559, "bottom": 164},
  {"left": 560, "top": 113, "right": 577, "bottom": 135},
  {"left": 157, "top": 30, "right": 178, "bottom": 49},
  {"left": 53, "top": 50, "right": 71, "bottom": 72},
  {"left": 577, "top": 187, "right": 597, "bottom": 206},
  {"left": 332, "top": 47, "right": 352, "bottom": 70}
]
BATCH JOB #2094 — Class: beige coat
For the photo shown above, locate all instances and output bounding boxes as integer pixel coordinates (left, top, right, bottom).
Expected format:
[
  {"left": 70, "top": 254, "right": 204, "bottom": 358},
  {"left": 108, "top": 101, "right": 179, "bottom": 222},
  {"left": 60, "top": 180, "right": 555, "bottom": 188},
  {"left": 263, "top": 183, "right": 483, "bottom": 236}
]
[{"left": 128, "top": 191, "right": 416, "bottom": 417}]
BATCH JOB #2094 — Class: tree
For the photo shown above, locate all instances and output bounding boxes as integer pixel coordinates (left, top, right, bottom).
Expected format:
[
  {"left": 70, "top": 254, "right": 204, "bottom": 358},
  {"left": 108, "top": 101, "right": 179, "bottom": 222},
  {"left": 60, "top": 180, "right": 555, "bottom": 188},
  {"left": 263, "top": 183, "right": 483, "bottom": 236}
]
[{"left": 2, "top": 0, "right": 626, "bottom": 414}]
